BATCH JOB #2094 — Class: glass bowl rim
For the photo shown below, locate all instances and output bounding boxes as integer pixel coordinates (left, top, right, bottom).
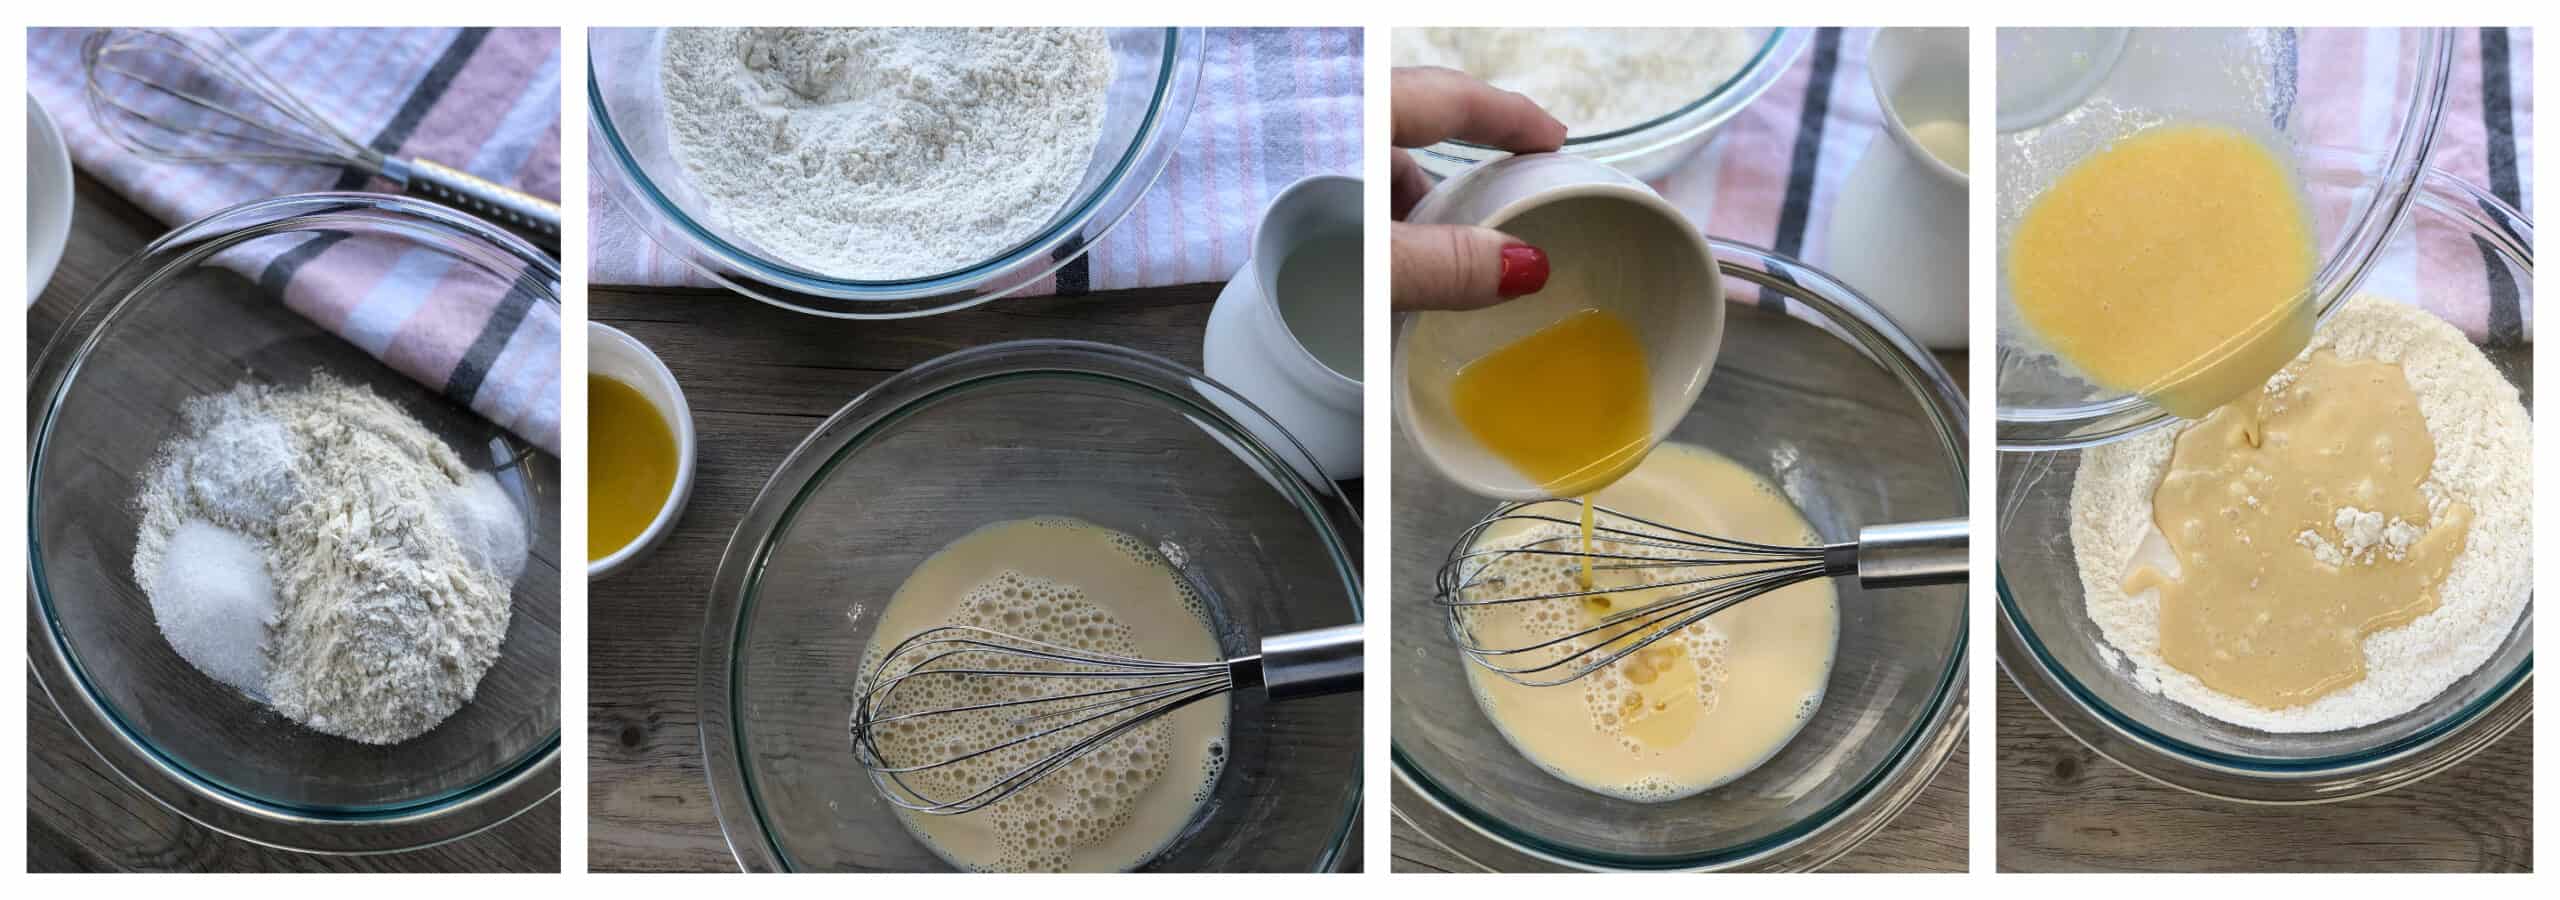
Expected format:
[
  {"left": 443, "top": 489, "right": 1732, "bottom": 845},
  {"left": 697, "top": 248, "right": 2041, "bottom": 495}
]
[
  {"left": 587, "top": 27, "right": 1204, "bottom": 318},
  {"left": 1995, "top": 26, "right": 2459, "bottom": 450},
  {"left": 25, "top": 191, "right": 563, "bottom": 853},
  {"left": 1993, "top": 164, "right": 2533, "bottom": 800},
  {"left": 1405, "top": 28, "right": 1811, "bottom": 172},
  {"left": 695, "top": 339, "right": 1365, "bottom": 871},
  {"left": 1390, "top": 238, "right": 1970, "bottom": 872}
]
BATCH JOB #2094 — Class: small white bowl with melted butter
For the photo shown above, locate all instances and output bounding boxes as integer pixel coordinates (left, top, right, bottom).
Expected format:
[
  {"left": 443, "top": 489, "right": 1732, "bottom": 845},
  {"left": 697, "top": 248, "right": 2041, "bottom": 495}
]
[{"left": 1394, "top": 153, "right": 1724, "bottom": 500}]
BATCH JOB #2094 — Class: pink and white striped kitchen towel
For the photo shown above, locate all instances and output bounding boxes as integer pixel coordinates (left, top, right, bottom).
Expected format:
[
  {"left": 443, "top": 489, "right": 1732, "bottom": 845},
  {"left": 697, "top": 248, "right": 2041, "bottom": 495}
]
[
  {"left": 588, "top": 26, "right": 1363, "bottom": 296},
  {"left": 1683, "top": 27, "right": 2530, "bottom": 345},
  {"left": 2297, "top": 27, "right": 2535, "bottom": 345},
  {"left": 28, "top": 27, "right": 564, "bottom": 453}
]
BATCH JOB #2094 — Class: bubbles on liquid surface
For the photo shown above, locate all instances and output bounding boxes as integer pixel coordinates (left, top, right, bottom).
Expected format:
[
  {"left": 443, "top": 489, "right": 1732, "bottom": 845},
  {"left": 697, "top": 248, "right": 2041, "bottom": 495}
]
[{"left": 861, "top": 518, "right": 1225, "bottom": 872}]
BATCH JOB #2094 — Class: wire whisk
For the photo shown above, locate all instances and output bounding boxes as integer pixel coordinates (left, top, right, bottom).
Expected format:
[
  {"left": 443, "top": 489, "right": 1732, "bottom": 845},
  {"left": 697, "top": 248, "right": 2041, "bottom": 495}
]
[
  {"left": 851, "top": 623, "right": 1360, "bottom": 816},
  {"left": 82, "top": 28, "right": 561, "bottom": 252},
  {"left": 1437, "top": 501, "right": 1966, "bottom": 687}
]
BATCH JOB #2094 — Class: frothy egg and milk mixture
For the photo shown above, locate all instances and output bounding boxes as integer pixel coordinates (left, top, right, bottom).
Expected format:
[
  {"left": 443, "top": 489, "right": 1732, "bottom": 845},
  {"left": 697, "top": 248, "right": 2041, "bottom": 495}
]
[
  {"left": 1440, "top": 291, "right": 1837, "bottom": 801},
  {"left": 1453, "top": 444, "right": 1838, "bottom": 801},
  {"left": 862, "top": 518, "right": 1228, "bottom": 871}
]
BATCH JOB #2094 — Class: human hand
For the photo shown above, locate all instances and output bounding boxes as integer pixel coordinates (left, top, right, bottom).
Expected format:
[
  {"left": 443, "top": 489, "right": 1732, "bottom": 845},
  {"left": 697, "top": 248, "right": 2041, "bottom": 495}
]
[{"left": 1391, "top": 66, "right": 1568, "bottom": 311}]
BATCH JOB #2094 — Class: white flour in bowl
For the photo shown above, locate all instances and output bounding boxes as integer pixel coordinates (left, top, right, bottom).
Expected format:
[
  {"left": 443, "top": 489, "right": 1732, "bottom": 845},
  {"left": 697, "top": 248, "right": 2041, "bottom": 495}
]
[
  {"left": 2068, "top": 295, "right": 2530, "bottom": 732},
  {"left": 1392, "top": 28, "right": 1756, "bottom": 135},
  {"left": 661, "top": 27, "right": 1113, "bottom": 281},
  {"left": 133, "top": 377, "right": 527, "bottom": 745}
]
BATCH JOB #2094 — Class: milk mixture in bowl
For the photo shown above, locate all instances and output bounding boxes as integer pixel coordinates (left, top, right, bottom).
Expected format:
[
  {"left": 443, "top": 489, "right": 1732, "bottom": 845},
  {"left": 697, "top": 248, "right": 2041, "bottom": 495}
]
[
  {"left": 1454, "top": 443, "right": 1839, "bottom": 801},
  {"left": 858, "top": 517, "right": 1228, "bottom": 871}
]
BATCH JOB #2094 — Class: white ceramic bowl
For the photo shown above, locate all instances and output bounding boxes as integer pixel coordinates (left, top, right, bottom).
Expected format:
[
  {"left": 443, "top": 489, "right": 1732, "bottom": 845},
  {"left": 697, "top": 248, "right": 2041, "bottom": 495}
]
[
  {"left": 28, "top": 94, "right": 74, "bottom": 305},
  {"left": 1393, "top": 153, "right": 1724, "bottom": 500},
  {"left": 588, "top": 322, "right": 696, "bottom": 579}
]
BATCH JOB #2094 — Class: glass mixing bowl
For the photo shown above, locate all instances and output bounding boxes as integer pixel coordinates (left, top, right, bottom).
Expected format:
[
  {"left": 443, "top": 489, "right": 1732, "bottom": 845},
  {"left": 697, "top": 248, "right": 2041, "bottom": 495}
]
[
  {"left": 589, "top": 27, "right": 1204, "bottom": 319},
  {"left": 1404, "top": 28, "right": 1811, "bottom": 183},
  {"left": 1392, "top": 240, "right": 1968, "bottom": 871},
  {"left": 26, "top": 193, "right": 563, "bottom": 853},
  {"left": 698, "top": 341, "right": 1361, "bottom": 871},
  {"left": 1996, "top": 27, "right": 2454, "bottom": 449},
  {"left": 1997, "top": 165, "right": 2531, "bottom": 802}
]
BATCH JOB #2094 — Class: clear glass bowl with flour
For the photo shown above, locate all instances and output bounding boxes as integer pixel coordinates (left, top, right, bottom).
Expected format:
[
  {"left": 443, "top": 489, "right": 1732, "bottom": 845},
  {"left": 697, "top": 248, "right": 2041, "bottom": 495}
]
[
  {"left": 1996, "top": 165, "right": 2532, "bottom": 802},
  {"left": 1392, "top": 242, "right": 1967, "bottom": 871},
  {"left": 27, "top": 194, "right": 563, "bottom": 852},
  {"left": 589, "top": 27, "right": 1205, "bottom": 319},
  {"left": 698, "top": 341, "right": 1361, "bottom": 871},
  {"left": 1392, "top": 28, "right": 1811, "bottom": 182}
]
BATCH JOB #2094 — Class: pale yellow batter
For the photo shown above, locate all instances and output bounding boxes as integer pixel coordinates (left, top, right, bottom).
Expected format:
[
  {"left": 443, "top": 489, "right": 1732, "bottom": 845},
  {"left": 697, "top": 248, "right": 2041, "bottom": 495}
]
[
  {"left": 2126, "top": 351, "right": 2472, "bottom": 708},
  {"left": 1456, "top": 443, "right": 1837, "bottom": 802},
  {"left": 863, "top": 517, "right": 1227, "bottom": 872}
]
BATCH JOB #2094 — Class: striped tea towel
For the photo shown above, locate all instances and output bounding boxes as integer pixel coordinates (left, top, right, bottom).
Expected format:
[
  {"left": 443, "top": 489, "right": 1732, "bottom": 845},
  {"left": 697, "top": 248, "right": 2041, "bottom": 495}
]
[
  {"left": 28, "top": 27, "right": 564, "bottom": 453},
  {"left": 2297, "top": 27, "right": 2534, "bottom": 345},
  {"left": 588, "top": 26, "right": 1363, "bottom": 297},
  {"left": 1679, "top": 27, "right": 2530, "bottom": 346}
]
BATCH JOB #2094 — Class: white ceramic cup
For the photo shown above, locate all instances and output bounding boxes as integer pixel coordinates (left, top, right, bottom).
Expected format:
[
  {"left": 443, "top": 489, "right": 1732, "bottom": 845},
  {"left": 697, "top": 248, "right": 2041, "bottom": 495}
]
[
  {"left": 1825, "top": 27, "right": 1970, "bottom": 349},
  {"left": 1205, "top": 173, "right": 1364, "bottom": 481},
  {"left": 588, "top": 322, "right": 696, "bottom": 580},
  {"left": 28, "top": 94, "right": 74, "bottom": 305},
  {"left": 1394, "top": 153, "right": 1724, "bottom": 500}
]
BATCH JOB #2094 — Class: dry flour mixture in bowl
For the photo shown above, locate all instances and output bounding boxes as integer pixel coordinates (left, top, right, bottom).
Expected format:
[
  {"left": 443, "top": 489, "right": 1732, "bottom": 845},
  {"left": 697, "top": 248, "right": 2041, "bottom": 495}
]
[
  {"left": 1997, "top": 167, "right": 2530, "bottom": 802},
  {"left": 28, "top": 195, "right": 562, "bottom": 852},
  {"left": 1392, "top": 28, "right": 1810, "bottom": 182},
  {"left": 590, "top": 27, "right": 1204, "bottom": 318}
]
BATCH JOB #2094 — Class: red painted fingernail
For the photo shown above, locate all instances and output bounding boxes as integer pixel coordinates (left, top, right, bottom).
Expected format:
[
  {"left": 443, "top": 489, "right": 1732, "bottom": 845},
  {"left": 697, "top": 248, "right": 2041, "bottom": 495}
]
[{"left": 1498, "top": 243, "right": 1549, "bottom": 299}]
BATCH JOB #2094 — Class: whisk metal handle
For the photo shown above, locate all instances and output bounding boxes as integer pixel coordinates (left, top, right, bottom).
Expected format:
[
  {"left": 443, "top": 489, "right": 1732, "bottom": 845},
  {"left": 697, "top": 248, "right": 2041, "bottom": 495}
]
[
  {"left": 387, "top": 157, "right": 563, "bottom": 254},
  {"left": 1231, "top": 624, "right": 1363, "bottom": 700},
  {"left": 1842, "top": 518, "right": 1969, "bottom": 587}
]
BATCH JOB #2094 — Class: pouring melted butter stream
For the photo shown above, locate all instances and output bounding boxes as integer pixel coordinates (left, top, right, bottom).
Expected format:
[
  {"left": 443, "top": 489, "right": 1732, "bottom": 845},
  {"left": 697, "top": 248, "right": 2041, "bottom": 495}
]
[
  {"left": 2125, "top": 352, "right": 2471, "bottom": 708},
  {"left": 1458, "top": 443, "right": 1838, "bottom": 801},
  {"left": 1449, "top": 307, "right": 1652, "bottom": 584},
  {"left": 862, "top": 518, "right": 1227, "bottom": 872}
]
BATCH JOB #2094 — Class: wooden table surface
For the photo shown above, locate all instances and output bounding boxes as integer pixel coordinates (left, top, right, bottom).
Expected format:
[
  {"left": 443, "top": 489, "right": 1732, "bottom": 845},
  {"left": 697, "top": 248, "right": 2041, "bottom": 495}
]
[
  {"left": 26, "top": 173, "right": 562, "bottom": 873},
  {"left": 1996, "top": 679, "right": 2532, "bottom": 872},
  {"left": 586, "top": 280, "right": 1363, "bottom": 872}
]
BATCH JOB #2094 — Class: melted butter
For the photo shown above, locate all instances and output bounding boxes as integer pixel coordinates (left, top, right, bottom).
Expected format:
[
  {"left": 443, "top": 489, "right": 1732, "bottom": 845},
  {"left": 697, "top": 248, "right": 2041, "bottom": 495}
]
[
  {"left": 2007, "top": 123, "right": 2316, "bottom": 416},
  {"left": 1577, "top": 496, "right": 1596, "bottom": 588},
  {"left": 1449, "top": 308, "right": 1652, "bottom": 498},
  {"left": 588, "top": 374, "right": 678, "bottom": 561},
  {"left": 2124, "top": 352, "right": 2472, "bottom": 708},
  {"left": 1460, "top": 443, "right": 1837, "bottom": 802}
]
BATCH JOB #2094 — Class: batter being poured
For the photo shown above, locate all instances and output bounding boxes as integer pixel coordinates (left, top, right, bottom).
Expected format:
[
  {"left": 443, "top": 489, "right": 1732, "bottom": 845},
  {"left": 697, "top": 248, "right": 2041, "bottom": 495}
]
[{"left": 860, "top": 517, "right": 1227, "bottom": 872}]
